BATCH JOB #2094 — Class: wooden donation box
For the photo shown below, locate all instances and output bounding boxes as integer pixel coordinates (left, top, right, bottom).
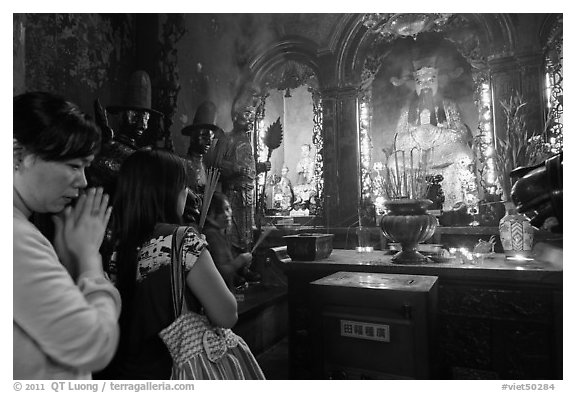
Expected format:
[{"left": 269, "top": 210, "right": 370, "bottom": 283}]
[{"left": 310, "top": 271, "right": 438, "bottom": 379}]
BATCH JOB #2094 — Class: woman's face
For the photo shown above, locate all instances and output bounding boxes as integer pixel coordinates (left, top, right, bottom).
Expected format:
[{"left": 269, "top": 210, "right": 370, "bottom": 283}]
[
  {"left": 213, "top": 200, "right": 232, "bottom": 229},
  {"left": 15, "top": 153, "right": 94, "bottom": 214}
]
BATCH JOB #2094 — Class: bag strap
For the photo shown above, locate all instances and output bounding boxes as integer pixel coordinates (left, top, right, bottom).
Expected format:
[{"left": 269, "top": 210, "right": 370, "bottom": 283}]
[{"left": 169, "top": 226, "right": 189, "bottom": 319}]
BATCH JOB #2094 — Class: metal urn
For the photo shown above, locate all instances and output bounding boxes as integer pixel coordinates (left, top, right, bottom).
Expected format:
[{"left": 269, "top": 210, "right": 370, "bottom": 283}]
[{"left": 380, "top": 198, "right": 438, "bottom": 264}]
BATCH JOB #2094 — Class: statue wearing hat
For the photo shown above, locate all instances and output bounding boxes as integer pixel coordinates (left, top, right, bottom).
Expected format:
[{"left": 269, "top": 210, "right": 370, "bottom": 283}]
[
  {"left": 180, "top": 101, "right": 223, "bottom": 223},
  {"left": 211, "top": 83, "right": 271, "bottom": 252},
  {"left": 106, "top": 70, "right": 164, "bottom": 149},
  {"left": 85, "top": 70, "right": 164, "bottom": 279},
  {"left": 181, "top": 101, "right": 222, "bottom": 193},
  {"left": 87, "top": 70, "right": 163, "bottom": 198}
]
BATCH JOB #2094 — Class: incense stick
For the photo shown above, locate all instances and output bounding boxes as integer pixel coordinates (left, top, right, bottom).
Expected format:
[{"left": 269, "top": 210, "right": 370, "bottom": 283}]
[
  {"left": 198, "top": 167, "right": 221, "bottom": 230},
  {"left": 380, "top": 146, "right": 431, "bottom": 200},
  {"left": 410, "top": 149, "right": 415, "bottom": 199},
  {"left": 402, "top": 150, "right": 407, "bottom": 197},
  {"left": 394, "top": 150, "right": 401, "bottom": 197},
  {"left": 251, "top": 226, "right": 274, "bottom": 253},
  {"left": 205, "top": 138, "right": 227, "bottom": 169}
]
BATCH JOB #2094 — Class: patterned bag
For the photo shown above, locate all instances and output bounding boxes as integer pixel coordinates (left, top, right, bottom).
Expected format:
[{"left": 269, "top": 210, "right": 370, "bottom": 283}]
[{"left": 159, "top": 226, "right": 265, "bottom": 380}]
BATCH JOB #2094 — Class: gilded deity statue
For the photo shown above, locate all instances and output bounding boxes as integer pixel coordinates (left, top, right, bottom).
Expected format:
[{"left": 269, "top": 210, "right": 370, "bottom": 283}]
[
  {"left": 295, "top": 143, "right": 315, "bottom": 186},
  {"left": 273, "top": 165, "right": 294, "bottom": 212},
  {"left": 293, "top": 143, "right": 317, "bottom": 211},
  {"left": 392, "top": 56, "right": 476, "bottom": 209},
  {"left": 212, "top": 83, "right": 271, "bottom": 249}
]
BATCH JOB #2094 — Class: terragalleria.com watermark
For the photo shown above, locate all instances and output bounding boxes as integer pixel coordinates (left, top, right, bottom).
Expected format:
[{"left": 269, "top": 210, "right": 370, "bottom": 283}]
[{"left": 13, "top": 381, "right": 195, "bottom": 392}]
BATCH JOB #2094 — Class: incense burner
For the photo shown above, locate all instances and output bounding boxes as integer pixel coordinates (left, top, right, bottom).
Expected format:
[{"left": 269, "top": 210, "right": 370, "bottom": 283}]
[{"left": 380, "top": 198, "right": 438, "bottom": 264}]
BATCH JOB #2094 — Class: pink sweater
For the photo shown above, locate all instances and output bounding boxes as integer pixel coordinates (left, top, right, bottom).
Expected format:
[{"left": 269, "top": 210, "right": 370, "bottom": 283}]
[{"left": 13, "top": 206, "right": 121, "bottom": 379}]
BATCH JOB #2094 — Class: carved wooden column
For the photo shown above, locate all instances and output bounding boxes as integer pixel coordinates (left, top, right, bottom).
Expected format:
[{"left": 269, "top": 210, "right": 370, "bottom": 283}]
[
  {"left": 517, "top": 52, "right": 546, "bottom": 134},
  {"left": 489, "top": 53, "right": 546, "bottom": 142},
  {"left": 321, "top": 86, "right": 361, "bottom": 228},
  {"left": 13, "top": 14, "right": 26, "bottom": 95},
  {"left": 488, "top": 56, "right": 520, "bottom": 141}
]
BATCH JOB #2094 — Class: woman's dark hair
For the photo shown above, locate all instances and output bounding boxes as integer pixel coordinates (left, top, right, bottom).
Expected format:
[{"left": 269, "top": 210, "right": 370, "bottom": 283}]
[
  {"left": 112, "top": 148, "right": 187, "bottom": 328},
  {"left": 207, "top": 191, "right": 229, "bottom": 217},
  {"left": 13, "top": 92, "right": 101, "bottom": 160}
]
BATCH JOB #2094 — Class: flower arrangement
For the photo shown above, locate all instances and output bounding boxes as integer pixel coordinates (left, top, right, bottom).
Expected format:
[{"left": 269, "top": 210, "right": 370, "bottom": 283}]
[{"left": 494, "top": 91, "right": 555, "bottom": 201}]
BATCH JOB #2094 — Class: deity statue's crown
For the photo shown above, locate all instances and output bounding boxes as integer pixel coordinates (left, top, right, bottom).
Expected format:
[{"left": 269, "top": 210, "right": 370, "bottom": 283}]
[
  {"left": 413, "top": 66, "right": 439, "bottom": 81},
  {"left": 412, "top": 55, "right": 438, "bottom": 74},
  {"left": 231, "top": 82, "right": 261, "bottom": 118}
]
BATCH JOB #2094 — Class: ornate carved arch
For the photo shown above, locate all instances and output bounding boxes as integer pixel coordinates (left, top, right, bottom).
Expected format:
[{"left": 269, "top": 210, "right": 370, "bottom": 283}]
[
  {"left": 539, "top": 13, "right": 562, "bottom": 49},
  {"left": 248, "top": 37, "right": 322, "bottom": 90},
  {"left": 325, "top": 14, "right": 518, "bottom": 212},
  {"left": 246, "top": 38, "right": 326, "bottom": 219},
  {"left": 325, "top": 13, "right": 517, "bottom": 88}
]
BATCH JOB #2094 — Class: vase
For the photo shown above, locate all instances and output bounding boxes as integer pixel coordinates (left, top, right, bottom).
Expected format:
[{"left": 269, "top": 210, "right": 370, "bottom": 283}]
[
  {"left": 499, "top": 202, "right": 534, "bottom": 257},
  {"left": 380, "top": 198, "right": 438, "bottom": 264}
]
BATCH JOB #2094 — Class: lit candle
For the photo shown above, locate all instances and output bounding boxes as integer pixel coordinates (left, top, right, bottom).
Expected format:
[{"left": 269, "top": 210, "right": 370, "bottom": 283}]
[
  {"left": 506, "top": 255, "right": 534, "bottom": 262},
  {"left": 356, "top": 246, "right": 374, "bottom": 253}
]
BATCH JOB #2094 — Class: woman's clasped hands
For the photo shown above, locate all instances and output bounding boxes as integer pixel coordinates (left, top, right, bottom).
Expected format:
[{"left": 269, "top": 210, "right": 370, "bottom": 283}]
[{"left": 52, "top": 187, "right": 112, "bottom": 277}]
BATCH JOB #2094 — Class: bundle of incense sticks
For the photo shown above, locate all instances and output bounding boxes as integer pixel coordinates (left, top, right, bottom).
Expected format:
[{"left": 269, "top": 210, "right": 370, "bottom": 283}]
[
  {"left": 251, "top": 226, "right": 275, "bottom": 253},
  {"left": 382, "top": 147, "right": 431, "bottom": 200},
  {"left": 198, "top": 167, "right": 221, "bottom": 230}
]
